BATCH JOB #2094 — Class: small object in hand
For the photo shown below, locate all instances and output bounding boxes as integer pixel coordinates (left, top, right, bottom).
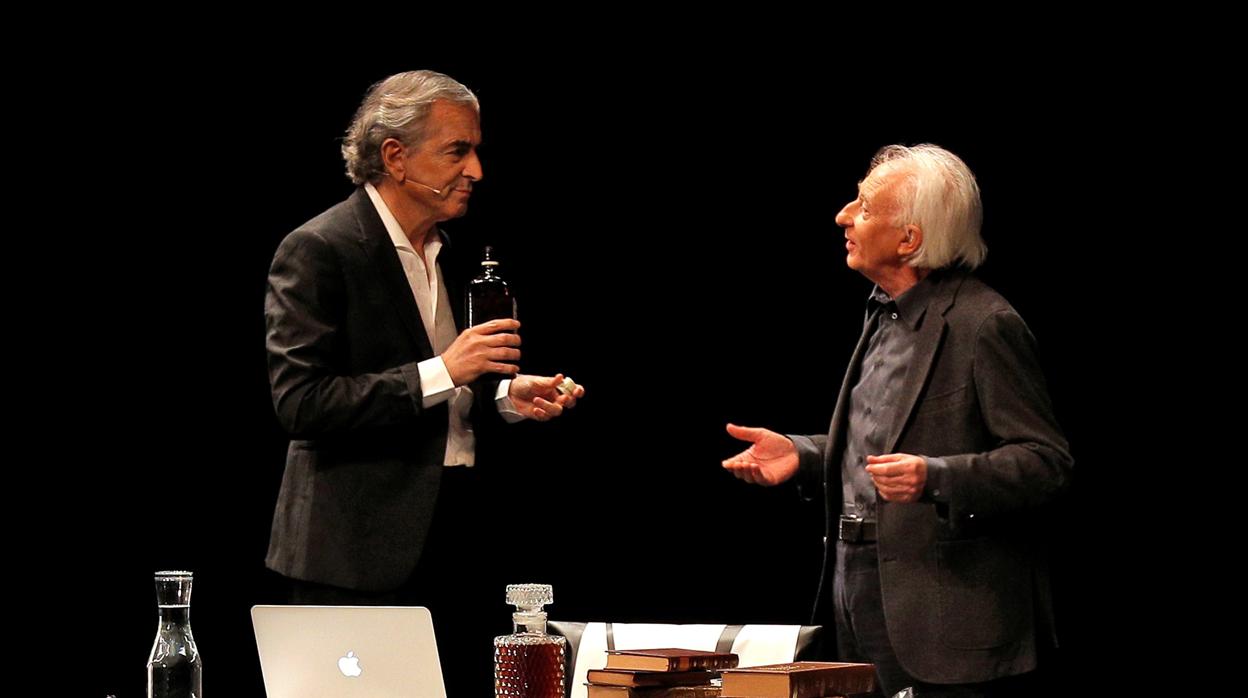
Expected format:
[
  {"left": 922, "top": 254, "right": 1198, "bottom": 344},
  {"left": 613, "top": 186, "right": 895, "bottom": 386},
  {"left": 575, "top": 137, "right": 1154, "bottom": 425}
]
[{"left": 556, "top": 377, "right": 577, "bottom": 397}]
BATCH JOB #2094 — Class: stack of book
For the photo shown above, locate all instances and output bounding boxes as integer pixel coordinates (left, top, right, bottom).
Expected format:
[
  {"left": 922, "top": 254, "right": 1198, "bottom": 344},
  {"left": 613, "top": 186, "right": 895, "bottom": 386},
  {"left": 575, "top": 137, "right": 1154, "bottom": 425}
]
[
  {"left": 585, "top": 648, "right": 740, "bottom": 697},
  {"left": 719, "top": 661, "right": 876, "bottom": 698}
]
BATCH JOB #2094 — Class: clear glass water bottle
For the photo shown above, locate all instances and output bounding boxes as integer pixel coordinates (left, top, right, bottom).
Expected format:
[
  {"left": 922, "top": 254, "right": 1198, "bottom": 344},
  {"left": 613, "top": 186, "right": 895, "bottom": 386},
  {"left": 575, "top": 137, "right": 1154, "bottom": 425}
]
[
  {"left": 147, "top": 570, "right": 202, "bottom": 698},
  {"left": 494, "top": 583, "right": 565, "bottom": 697}
]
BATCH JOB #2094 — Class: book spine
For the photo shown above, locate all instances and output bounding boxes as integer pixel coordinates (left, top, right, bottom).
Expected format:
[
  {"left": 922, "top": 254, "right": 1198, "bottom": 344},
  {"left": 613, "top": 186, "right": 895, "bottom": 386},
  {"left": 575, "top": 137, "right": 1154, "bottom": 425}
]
[{"left": 790, "top": 671, "right": 876, "bottom": 698}]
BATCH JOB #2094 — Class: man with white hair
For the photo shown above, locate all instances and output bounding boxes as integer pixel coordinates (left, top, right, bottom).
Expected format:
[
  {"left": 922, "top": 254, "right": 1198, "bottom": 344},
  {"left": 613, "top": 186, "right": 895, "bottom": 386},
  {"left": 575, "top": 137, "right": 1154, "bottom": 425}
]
[{"left": 723, "top": 145, "right": 1071, "bottom": 697}]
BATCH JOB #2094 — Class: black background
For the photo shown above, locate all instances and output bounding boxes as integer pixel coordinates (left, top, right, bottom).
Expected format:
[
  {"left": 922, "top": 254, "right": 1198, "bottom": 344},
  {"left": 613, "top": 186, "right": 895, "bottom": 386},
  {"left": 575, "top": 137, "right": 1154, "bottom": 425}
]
[{"left": 57, "top": 50, "right": 1139, "bottom": 696}]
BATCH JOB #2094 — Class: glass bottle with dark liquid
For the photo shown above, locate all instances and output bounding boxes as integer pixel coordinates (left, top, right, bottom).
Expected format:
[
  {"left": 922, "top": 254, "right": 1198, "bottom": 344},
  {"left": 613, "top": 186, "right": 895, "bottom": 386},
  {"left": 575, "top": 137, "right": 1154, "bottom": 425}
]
[
  {"left": 467, "top": 245, "right": 517, "bottom": 327},
  {"left": 494, "top": 583, "right": 565, "bottom": 698},
  {"left": 147, "top": 570, "right": 202, "bottom": 698}
]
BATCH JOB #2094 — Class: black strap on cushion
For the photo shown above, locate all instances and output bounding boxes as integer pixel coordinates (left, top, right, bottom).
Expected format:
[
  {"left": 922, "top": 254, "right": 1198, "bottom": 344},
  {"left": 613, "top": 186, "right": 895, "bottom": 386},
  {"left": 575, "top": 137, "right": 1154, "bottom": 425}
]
[{"left": 715, "top": 624, "right": 743, "bottom": 654}]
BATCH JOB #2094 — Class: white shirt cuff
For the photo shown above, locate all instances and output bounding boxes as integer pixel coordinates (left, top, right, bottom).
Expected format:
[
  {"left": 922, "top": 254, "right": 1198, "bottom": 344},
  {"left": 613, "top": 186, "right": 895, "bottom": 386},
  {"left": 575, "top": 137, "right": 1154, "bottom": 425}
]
[
  {"left": 418, "top": 357, "right": 457, "bottom": 408},
  {"left": 496, "top": 379, "right": 526, "bottom": 423}
]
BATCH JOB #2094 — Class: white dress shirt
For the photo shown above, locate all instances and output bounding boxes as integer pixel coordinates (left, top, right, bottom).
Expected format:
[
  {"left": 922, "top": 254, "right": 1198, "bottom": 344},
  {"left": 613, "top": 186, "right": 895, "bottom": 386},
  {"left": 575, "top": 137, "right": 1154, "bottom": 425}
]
[{"left": 364, "top": 183, "right": 523, "bottom": 466}]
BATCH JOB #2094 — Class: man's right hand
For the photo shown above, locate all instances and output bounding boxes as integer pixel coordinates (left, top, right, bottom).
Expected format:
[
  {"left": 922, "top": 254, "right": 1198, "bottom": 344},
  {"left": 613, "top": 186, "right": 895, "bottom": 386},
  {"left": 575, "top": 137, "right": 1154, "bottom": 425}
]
[
  {"left": 442, "top": 319, "right": 522, "bottom": 385},
  {"left": 721, "top": 423, "right": 799, "bottom": 486}
]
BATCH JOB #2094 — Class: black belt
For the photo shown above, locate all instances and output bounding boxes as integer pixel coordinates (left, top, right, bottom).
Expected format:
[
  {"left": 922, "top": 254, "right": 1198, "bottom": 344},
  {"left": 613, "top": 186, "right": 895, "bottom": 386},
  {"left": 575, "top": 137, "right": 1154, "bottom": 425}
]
[{"left": 838, "top": 515, "right": 877, "bottom": 543}]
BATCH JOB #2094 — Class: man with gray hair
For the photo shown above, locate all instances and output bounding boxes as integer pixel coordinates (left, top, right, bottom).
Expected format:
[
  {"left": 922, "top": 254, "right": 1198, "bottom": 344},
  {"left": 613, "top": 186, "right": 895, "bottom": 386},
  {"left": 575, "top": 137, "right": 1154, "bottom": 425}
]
[
  {"left": 723, "top": 145, "right": 1071, "bottom": 697},
  {"left": 264, "top": 70, "right": 584, "bottom": 693}
]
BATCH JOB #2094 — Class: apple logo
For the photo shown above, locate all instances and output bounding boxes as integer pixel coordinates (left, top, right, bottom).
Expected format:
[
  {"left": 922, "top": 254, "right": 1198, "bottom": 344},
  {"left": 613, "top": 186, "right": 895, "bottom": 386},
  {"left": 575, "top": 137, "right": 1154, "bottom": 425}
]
[{"left": 338, "top": 650, "right": 363, "bottom": 678}]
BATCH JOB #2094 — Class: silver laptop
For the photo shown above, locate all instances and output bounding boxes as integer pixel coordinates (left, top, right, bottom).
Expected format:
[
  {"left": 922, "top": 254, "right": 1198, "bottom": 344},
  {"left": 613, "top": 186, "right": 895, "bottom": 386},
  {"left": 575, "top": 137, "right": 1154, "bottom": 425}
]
[{"left": 252, "top": 605, "right": 447, "bottom": 698}]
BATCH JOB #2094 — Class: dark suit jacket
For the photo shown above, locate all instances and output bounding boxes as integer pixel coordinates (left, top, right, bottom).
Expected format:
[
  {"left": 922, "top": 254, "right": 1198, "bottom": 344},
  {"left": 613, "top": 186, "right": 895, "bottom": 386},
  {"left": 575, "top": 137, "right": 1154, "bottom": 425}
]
[
  {"left": 792, "top": 269, "right": 1073, "bottom": 684},
  {"left": 264, "top": 187, "right": 498, "bottom": 592}
]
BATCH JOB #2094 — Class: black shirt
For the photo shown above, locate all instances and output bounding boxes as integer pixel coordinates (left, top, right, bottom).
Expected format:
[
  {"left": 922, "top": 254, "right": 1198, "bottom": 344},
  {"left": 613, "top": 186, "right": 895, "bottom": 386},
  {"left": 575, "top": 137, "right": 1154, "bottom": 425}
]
[{"left": 840, "top": 275, "right": 948, "bottom": 519}]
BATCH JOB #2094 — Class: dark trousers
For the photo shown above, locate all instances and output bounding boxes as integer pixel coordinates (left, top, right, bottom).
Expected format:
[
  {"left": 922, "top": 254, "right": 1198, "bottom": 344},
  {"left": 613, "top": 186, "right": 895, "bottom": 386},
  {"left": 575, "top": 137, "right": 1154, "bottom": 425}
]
[
  {"left": 286, "top": 465, "right": 502, "bottom": 697},
  {"left": 831, "top": 541, "right": 1039, "bottom": 698}
]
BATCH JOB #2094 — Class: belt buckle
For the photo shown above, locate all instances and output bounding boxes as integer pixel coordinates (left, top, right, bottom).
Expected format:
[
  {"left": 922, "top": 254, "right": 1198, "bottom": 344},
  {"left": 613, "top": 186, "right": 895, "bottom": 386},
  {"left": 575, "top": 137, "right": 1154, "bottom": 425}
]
[{"left": 839, "top": 515, "right": 863, "bottom": 543}]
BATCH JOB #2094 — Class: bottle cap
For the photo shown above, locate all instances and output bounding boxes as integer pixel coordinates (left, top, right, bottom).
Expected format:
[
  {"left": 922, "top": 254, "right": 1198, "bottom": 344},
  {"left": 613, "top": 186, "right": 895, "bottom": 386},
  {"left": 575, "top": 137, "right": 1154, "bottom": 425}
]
[{"left": 506, "top": 583, "right": 553, "bottom": 610}]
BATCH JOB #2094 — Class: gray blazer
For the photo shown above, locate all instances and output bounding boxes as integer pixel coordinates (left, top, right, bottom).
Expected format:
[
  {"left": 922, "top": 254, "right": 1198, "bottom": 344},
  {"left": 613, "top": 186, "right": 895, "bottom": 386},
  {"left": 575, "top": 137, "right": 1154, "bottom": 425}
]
[
  {"left": 263, "top": 188, "right": 497, "bottom": 592},
  {"left": 792, "top": 269, "right": 1073, "bottom": 684}
]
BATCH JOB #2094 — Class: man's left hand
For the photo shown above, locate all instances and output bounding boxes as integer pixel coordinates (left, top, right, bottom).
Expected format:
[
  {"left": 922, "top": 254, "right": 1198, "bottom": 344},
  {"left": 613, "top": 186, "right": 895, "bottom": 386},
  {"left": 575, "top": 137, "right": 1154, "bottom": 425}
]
[
  {"left": 865, "top": 453, "right": 926, "bottom": 503},
  {"left": 508, "top": 373, "right": 584, "bottom": 422}
]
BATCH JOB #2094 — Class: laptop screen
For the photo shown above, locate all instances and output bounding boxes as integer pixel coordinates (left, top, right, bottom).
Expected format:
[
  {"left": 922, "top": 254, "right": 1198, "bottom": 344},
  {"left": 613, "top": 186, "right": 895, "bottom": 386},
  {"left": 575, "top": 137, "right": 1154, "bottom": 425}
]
[{"left": 252, "top": 605, "right": 447, "bottom": 698}]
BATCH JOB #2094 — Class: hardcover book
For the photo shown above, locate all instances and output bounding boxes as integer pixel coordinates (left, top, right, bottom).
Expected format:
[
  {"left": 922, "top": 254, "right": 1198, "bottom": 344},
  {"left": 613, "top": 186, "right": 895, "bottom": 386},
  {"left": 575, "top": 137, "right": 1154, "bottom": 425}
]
[
  {"left": 604, "top": 648, "right": 740, "bottom": 673},
  {"left": 719, "top": 661, "right": 875, "bottom": 698}
]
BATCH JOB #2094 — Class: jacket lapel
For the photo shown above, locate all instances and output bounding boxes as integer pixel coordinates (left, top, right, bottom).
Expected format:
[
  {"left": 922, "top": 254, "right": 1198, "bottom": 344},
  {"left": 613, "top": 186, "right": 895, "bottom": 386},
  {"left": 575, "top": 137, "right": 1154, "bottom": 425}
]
[
  {"left": 881, "top": 272, "right": 964, "bottom": 454},
  {"left": 348, "top": 189, "right": 436, "bottom": 359}
]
